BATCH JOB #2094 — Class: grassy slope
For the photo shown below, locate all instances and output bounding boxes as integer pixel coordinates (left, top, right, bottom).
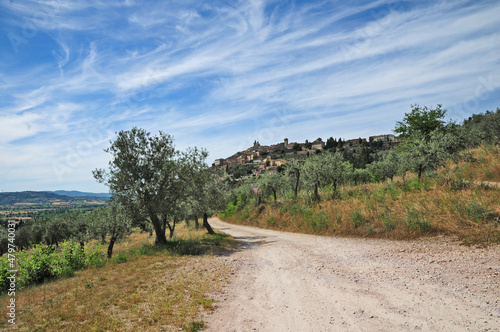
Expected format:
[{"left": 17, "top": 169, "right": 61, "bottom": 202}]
[
  {"left": 221, "top": 145, "right": 500, "bottom": 244},
  {"left": 0, "top": 225, "right": 235, "bottom": 331}
]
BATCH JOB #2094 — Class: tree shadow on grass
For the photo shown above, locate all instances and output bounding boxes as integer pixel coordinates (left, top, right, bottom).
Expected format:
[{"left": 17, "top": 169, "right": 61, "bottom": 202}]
[{"left": 139, "top": 232, "right": 237, "bottom": 256}]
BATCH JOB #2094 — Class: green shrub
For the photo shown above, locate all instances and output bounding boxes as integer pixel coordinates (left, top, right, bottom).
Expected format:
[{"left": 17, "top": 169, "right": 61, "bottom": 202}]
[
  {"left": 220, "top": 202, "right": 236, "bottom": 219},
  {"left": 383, "top": 216, "right": 397, "bottom": 232},
  {"left": 61, "top": 241, "right": 87, "bottom": 271},
  {"left": 351, "top": 210, "right": 365, "bottom": 228},
  {"left": 403, "top": 180, "right": 422, "bottom": 192},
  {"left": 405, "top": 208, "right": 432, "bottom": 232},
  {"left": 302, "top": 207, "right": 313, "bottom": 220},
  {"left": 289, "top": 204, "right": 305, "bottom": 217},
  {"left": 266, "top": 216, "right": 276, "bottom": 227},
  {"left": 311, "top": 211, "right": 329, "bottom": 230},
  {"left": 459, "top": 201, "right": 499, "bottom": 223},
  {"left": 87, "top": 244, "right": 106, "bottom": 268},
  {"left": 0, "top": 259, "right": 11, "bottom": 293},
  {"left": 113, "top": 252, "right": 129, "bottom": 264},
  {"left": 18, "top": 245, "right": 62, "bottom": 286}
]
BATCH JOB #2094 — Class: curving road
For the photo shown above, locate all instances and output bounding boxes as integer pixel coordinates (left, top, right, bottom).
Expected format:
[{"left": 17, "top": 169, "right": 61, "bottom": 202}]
[{"left": 205, "top": 218, "right": 499, "bottom": 332}]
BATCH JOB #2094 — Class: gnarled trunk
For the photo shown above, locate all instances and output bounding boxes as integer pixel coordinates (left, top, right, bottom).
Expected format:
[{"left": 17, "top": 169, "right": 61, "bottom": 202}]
[
  {"left": 150, "top": 214, "right": 167, "bottom": 245},
  {"left": 107, "top": 237, "right": 116, "bottom": 258},
  {"left": 203, "top": 213, "right": 215, "bottom": 235}
]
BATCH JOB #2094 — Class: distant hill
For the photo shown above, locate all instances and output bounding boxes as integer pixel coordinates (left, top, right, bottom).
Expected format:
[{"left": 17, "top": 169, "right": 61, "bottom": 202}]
[
  {"left": 0, "top": 191, "right": 108, "bottom": 205},
  {"left": 47, "top": 190, "right": 111, "bottom": 198}
]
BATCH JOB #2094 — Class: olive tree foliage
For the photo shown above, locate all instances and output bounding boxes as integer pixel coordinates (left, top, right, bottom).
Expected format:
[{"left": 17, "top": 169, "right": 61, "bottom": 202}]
[
  {"left": 288, "top": 152, "right": 352, "bottom": 202},
  {"left": 393, "top": 104, "right": 463, "bottom": 181},
  {"left": 43, "top": 214, "right": 71, "bottom": 248},
  {"left": 302, "top": 154, "right": 328, "bottom": 201},
  {"left": 324, "top": 152, "right": 352, "bottom": 193},
  {"left": 462, "top": 108, "right": 500, "bottom": 146},
  {"left": 350, "top": 168, "right": 371, "bottom": 186},
  {"left": 97, "top": 203, "right": 132, "bottom": 258},
  {"left": 301, "top": 153, "right": 340, "bottom": 201},
  {"left": 258, "top": 171, "right": 286, "bottom": 204},
  {"left": 93, "top": 128, "right": 209, "bottom": 245},
  {"left": 285, "top": 159, "right": 302, "bottom": 199},
  {"left": 68, "top": 212, "right": 91, "bottom": 249},
  {"left": 187, "top": 167, "right": 228, "bottom": 235},
  {"left": 400, "top": 129, "right": 462, "bottom": 180},
  {"left": 367, "top": 150, "right": 400, "bottom": 182}
]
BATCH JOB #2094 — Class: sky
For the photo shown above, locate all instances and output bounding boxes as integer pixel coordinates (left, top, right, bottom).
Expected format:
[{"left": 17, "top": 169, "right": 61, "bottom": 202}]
[{"left": 0, "top": 0, "right": 499, "bottom": 193}]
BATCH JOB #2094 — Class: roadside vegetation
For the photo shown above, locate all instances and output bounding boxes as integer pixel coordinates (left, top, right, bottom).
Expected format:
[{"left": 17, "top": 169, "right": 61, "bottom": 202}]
[
  {"left": 220, "top": 106, "right": 500, "bottom": 244},
  {"left": 0, "top": 224, "right": 234, "bottom": 331},
  {"left": 0, "top": 127, "right": 234, "bottom": 330},
  {"left": 0, "top": 104, "right": 497, "bottom": 329}
]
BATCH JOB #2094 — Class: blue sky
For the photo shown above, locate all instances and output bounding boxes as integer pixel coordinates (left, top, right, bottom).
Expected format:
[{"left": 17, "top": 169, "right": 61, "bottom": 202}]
[{"left": 1, "top": 0, "right": 499, "bottom": 193}]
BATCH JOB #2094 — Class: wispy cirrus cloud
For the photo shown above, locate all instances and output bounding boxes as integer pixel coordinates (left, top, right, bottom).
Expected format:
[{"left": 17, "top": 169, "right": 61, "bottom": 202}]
[{"left": 0, "top": 0, "right": 499, "bottom": 191}]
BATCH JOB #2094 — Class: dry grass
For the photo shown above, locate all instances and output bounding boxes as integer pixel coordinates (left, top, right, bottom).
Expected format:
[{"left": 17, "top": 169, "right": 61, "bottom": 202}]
[
  {"left": 0, "top": 225, "right": 235, "bottom": 331},
  {"left": 447, "top": 145, "right": 500, "bottom": 182}
]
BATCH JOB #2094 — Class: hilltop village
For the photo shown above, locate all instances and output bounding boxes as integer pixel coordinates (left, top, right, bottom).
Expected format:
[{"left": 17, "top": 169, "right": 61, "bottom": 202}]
[{"left": 213, "top": 134, "right": 401, "bottom": 179}]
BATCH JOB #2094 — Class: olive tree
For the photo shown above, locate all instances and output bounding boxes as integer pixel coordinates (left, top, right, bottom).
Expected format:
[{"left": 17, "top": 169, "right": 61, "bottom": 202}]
[
  {"left": 93, "top": 128, "right": 208, "bottom": 245},
  {"left": 302, "top": 154, "right": 332, "bottom": 201},
  {"left": 402, "top": 130, "right": 461, "bottom": 180},
  {"left": 285, "top": 159, "right": 303, "bottom": 199},
  {"left": 187, "top": 167, "right": 229, "bottom": 235},
  {"left": 258, "top": 172, "right": 285, "bottom": 204},
  {"left": 325, "top": 152, "right": 352, "bottom": 193},
  {"left": 99, "top": 203, "right": 132, "bottom": 258}
]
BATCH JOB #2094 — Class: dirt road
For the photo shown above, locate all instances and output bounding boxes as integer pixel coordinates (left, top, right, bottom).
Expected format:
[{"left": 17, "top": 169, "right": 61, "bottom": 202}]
[{"left": 205, "top": 218, "right": 499, "bottom": 331}]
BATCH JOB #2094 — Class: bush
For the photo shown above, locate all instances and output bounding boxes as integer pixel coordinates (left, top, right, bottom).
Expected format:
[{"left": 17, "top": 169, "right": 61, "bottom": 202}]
[
  {"left": 459, "top": 201, "right": 499, "bottom": 223},
  {"left": 0, "top": 259, "right": 11, "bottom": 293},
  {"left": 220, "top": 201, "right": 236, "bottom": 219},
  {"left": 87, "top": 244, "right": 106, "bottom": 268},
  {"left": 113, "top": 252, "right": 129, "bottom": 264},
  {"left": 18, "top": 245, "right": 61, "bottom": 286},
  {"left": 351, "top": 211, "right": 365, "bottom": 228},
  {"left": 405, "top": 208, "right": 432, "bottom": 232},
  {"left": 311, "top": 211, "right": 329, "bottom": 230},
  {"left": 1, "top": 241, "right": 107, "bottom": 294},
  {"left": 266, "top": 216, "right": 276, "bottom": 227},
  {"left": 61, "top": 241, "right": 87, "bottom": 271}
]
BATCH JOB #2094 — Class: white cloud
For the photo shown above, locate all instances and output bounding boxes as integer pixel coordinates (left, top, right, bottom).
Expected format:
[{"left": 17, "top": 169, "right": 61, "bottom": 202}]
[{"left": 0, "top": 0, "right": 499, "bottom": 190}]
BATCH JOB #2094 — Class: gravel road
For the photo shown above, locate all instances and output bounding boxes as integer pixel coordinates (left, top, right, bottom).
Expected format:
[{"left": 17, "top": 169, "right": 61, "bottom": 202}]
[{"left": 205, "top": 218, "right": 499, "bottom": 332}]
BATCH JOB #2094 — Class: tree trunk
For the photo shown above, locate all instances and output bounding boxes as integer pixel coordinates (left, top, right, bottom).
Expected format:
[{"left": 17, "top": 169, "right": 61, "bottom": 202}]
[
  {"left": 314, "top": 182, "right": 319, "bottom": 201},
  {"left": 167, "top": 218, "right": 177, "bottom": 239},
  {"left": 418, "top": 166, "right": 423, "bottom": 181},
  {"left": 150, "top": 214, "right": 167, "bottom": 245},
  {"left": 203, "top": 213, "right": 215, "bottom": 235},
  {"left": 80, "top": 241, "right": 85, "bottom": 250},
  {"left": 194, "top": 215, "right": 200, "bottom": 230},
  {"left": 107, "top": 237, "right": 116, "bottom": 258},
  {"left": 294, "top": 172, "right": 300, "bottom": 199},
  {"left": 273, "top": 190, "right": 277, "bottom": 204}
]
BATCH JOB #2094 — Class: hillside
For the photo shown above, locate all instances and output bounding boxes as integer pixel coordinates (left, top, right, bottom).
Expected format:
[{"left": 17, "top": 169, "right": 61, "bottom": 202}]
[
  {"left": 47, "top": 190, "right": 111, "bottom": 198},
  {"left": 0, "top": 191, "right": 108, "bottom": 205},
  {"left": 220, "top": 145, "right": 500, "bottom": 244}
]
